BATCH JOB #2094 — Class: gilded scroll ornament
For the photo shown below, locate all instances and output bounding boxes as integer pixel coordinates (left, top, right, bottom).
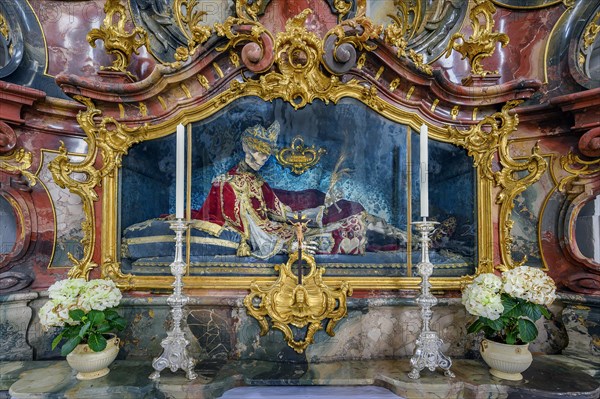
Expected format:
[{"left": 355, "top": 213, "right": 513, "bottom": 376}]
[
  {"left": 276, "top": 136, "right": 326, "bottom": 175},
  {"left": 173, "top": 0, "right": 212, "bottom": 63},
  {"left": 384, "top": 13, "right": 431, "bottom": 75},
  {"left": 87, "top": 0, "right": 148, "bottom": 77},
  {"left": 444, "top": 0, "right": 509, "bottom": 77},
  {"left": 0, "top": 148, "right": 36, "bottom": 187},
  {"left": 0, "top": 12, "right": 13, "bottom": 57},
  {"left": 214, "top": 15, "right": 274, "bottom": 73},
  {"left": 579, "top": 11, "right": 600, "bottom": 72},
  {"left": 244, "top": 251, "right": 352, "bottom": 353},
  {"left": 558, "top": 153, "right": 600, "bottom": 194},
  {"left": 217, "top": 9, "right": 366, "bottom": 109},
  {"left": 583, "top": 12, "right": 600, "bottom": 50},
  {"left": 49, "top": 96, "right": 148, "bottom": 281},
  {"left": 236, "top": 0, "right": 269, "bottom": 21},
  {"left": 334, "top": 0, "right": 353, "bottom": 22},
  {"left": 448, "top": 100, "right": 547, "bottom": 271}
]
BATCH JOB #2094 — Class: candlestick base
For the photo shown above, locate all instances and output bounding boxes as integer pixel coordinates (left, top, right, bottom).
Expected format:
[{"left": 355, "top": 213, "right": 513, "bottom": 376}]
[
  {"left": 149, "top": 219, "right": 197, "bottom": 381},
  {"left": 408, "top": 220, "right": 454, "bottom": 379}
]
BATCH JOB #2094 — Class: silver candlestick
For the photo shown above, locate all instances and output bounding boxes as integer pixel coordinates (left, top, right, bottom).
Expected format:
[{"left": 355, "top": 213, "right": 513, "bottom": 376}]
[
  {"left": 149, "top": 219, "right": 197, "bottom": 381},
  {"left": 408, "top": 219, "right": 454, "bottom": 379}
]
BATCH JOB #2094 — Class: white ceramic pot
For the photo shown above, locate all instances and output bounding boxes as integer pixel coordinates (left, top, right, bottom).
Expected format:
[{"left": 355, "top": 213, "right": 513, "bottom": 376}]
[
  {"left": 66, "top": 334, "right": 120, "bottom": 380},
  {"left": 480, "top": 338, "right": 533, "bottom": 381}
]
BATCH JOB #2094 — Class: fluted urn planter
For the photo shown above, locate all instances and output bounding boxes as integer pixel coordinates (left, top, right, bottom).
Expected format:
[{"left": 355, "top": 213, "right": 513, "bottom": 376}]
[
  {"left": 480, "top": 338, "right": 533, "bottom": 381},
  {"left": 66, "top": 334, "right": 120, "bottom": 380}
]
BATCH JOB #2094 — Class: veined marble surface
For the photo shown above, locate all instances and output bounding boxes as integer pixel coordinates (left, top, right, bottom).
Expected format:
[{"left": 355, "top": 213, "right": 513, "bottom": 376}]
[{"left": 2, "top": 355, "right": 599, "bottom": 399}]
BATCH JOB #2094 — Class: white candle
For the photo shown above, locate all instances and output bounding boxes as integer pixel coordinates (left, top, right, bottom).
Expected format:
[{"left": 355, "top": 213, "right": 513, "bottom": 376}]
[
  {"left": 420, "top": 124, "right": 429, "bottom": 218},
  {"left": 176, "top": 123, "right": 185, "bottom": 219}
]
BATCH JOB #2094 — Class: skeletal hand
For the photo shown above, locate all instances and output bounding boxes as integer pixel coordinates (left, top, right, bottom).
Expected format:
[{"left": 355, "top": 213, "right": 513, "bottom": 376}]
[{"left": 289, "top": 240, "right": 318, "bottom": 255}]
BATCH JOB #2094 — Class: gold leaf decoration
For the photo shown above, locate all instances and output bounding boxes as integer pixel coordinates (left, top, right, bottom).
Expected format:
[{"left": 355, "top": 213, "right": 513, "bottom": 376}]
[
  {"left": 87, "top": 0, "right": 148, "bottom": 77},
  {"left": 558, "top": 152, "right": 600, "bottom": 194},
  {"left": 49, "top": 96, "right": 148, "bottom": 280},
  {"left": 444, "top": 0, "right": 509, "bottom": 76},
  {"left": 244, "top": 252, "right": 352, "bottom": 353},
  {"left": 0, "top": 148, "right": 36, "bottom": 187},
  {"left": 448, "top": 100, "right": 547, "bottom": 270},
  {"left": 173, "top": 0, "right": 212, "bottom": 63}
]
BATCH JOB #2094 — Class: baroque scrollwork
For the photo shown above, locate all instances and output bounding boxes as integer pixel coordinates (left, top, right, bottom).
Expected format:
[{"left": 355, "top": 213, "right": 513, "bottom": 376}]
[
  {"left": 448, "top": 100, "right": 547, "bottom": 271},
  {"left": 558, "top": 152, "right": 600, "bottom": 194},
  {"left": 445, "top": 0, "right": 509, "bottom": 77},
  {"left": 48, "top": 96, "right": 148, "bottom": 281},
  {"left": 216, "top": 9, "right": 382, "bottom": 109},
  {"left": 322, "top": 15, "right": 382, "bottom": 74},
  {"left": 383, "top": 9, "right": 432, "bottom": 75},
  {"left": 87, "top": 0, "right": 149, "bottom": 77},
  {"left": 172, "top": 0, "right": 212, "bottom": 63},
  {"left": 214, "top": 14, "right": 274, "bottom": 73},
  {"left": 0, "top": 12, "right": 13, "bottom": 60},
  {"left": 244, "top": 252, "right": 352, "bottom": 353},
  {"left": 0, "top": 148, "right": 36, "bottom": 187},
  {"left": 578, "top": 11, "right": 600, "bottom": 76}
]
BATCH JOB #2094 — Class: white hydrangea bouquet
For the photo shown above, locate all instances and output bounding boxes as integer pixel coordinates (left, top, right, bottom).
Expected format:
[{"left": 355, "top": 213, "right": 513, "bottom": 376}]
[
  {"left": 462, "top": 266, "right": 557, "bottom": 344},
  {"left": 39, "top": 278, "right": 127, "bottom": 356}
]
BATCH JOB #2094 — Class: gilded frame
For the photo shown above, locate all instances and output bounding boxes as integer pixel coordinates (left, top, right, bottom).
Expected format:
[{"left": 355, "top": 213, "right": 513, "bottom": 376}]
[{"left": 48, "top": 2, "right": 547, "bottom": 292}]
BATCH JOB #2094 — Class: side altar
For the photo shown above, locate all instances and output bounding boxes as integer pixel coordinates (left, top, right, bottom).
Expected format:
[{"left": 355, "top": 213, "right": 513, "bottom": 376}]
[{"left": 1, "top": 0, "right": 600, "bottom": 397}]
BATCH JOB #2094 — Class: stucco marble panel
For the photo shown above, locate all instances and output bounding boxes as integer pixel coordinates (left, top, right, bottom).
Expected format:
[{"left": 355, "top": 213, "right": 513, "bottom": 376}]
[{"left": 39, "top": 151, "right": 85, "bottom": 268}]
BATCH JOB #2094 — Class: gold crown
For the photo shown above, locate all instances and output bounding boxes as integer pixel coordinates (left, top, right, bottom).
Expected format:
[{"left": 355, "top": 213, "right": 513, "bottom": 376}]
[{"left": 242, "top": 121, "right": 280, "bottom": 154}]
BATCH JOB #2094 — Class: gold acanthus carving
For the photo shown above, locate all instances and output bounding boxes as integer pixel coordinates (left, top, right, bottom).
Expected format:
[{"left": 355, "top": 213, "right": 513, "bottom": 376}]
[
  {"left": 445, "top": 0, "right": 509, "bottom": 77},
  {"left": 214, "top": 14, "right": 274, "bottom": 73},
  {"left": 276, "top": 136, "right": 327, "bottom": 175},
  {"left": 0, "top": 13, "right": 13, "bottom": 57},
  {"left": 236, "top": 0, "right": 268, "bottom": 21},
  {"left": 583, "top": 12, "right": 600, "bottom": 50},
  {"left": 244, "top": 251, "right": 352, "bottom": 353},
  {"left": 0, "top": 148, "right": 37, "bottom": 187},
  {"left": 384, "top": 14, "right": 432, "bottom": 75},
  {"left": 172, "top": 0, "right": 212, "bottom": 63},
  {"left": 448, "top": 100, "right": 547, "bottom": 271},
  {"left": 217, "top": 9, "right": 376, "bottom": 109},
  {"left": 48, "top": 96, "right": 148, "bottom": 281},
  {"left": 334, "top": 0, "right": 353, "bottom": 22},
  {"left": 558, "top": 153, "right": 600, "bottom": 194},
  {"left": 87, "top": 0, "right": 148, "bottom": 78}
]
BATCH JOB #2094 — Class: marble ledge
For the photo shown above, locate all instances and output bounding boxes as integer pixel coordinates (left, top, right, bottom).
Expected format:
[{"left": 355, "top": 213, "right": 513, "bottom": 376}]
[{"left": 2, "top": 355, "right": 599, "bottom": 399}]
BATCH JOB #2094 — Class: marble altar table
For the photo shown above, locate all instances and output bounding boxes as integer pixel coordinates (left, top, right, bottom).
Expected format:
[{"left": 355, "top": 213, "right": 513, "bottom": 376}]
[{"left": 1, "top": 355, "right": 599, "bottom": 399}]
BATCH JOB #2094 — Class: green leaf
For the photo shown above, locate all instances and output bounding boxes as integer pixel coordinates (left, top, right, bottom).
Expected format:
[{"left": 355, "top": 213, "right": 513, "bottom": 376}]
[
  {"left": 518, "top": 318, "right": 538, "bottom": 343},
  {"left": 96, "top": 323, "right": 112, "bottom": 334},
  {"left": 482, "top": 317, "right": 505, "bottom": 332},
  {"left": 61, "top": 335, "right": 82, "bottom": 356},
  {"left": 111, "top": 316, "right": 127, "bottom": 331},
  {"left": 104, "top": 309, "right": 119, "bottom": 321},
  {"left": 505, "top": 330, "right": 517, "bottom": 345},
  {"left": 540, "top": 306, "right": 552, "bottom": 319},
  {"left": 69, "top": 309, "right": 85, "bottom": 321},
  {"left": 501, "top": 295, "right": 520, "bottom": 318},
  {"left": 87, "top": 333, "right": 107, "bottom": 352},
  {"left": 87, "top": 310, "right": 106, "bottom": 326},
  {"left": 78, "top": 321, "right": 91, "bottom": 339},
  {"left": 63, "top": 326, "right": 80, "bottom": 339},
  {"left": 522, "top": 302, "right": 542, "bottom": 322},
  {"left": 467, "top": 318, "right": 485, "bottom": 334},
  {"left": 51, "top": 332, "right": 64, "bottom": 350}
]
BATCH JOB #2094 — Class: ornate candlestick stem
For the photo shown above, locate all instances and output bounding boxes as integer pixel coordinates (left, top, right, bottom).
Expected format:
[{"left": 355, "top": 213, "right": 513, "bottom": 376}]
[
  {"left": 408, "top": 219, "right": 454, "bottom": 379},
  {"left": 149, "top": 219, "right": 197, "bottom": 381}
]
